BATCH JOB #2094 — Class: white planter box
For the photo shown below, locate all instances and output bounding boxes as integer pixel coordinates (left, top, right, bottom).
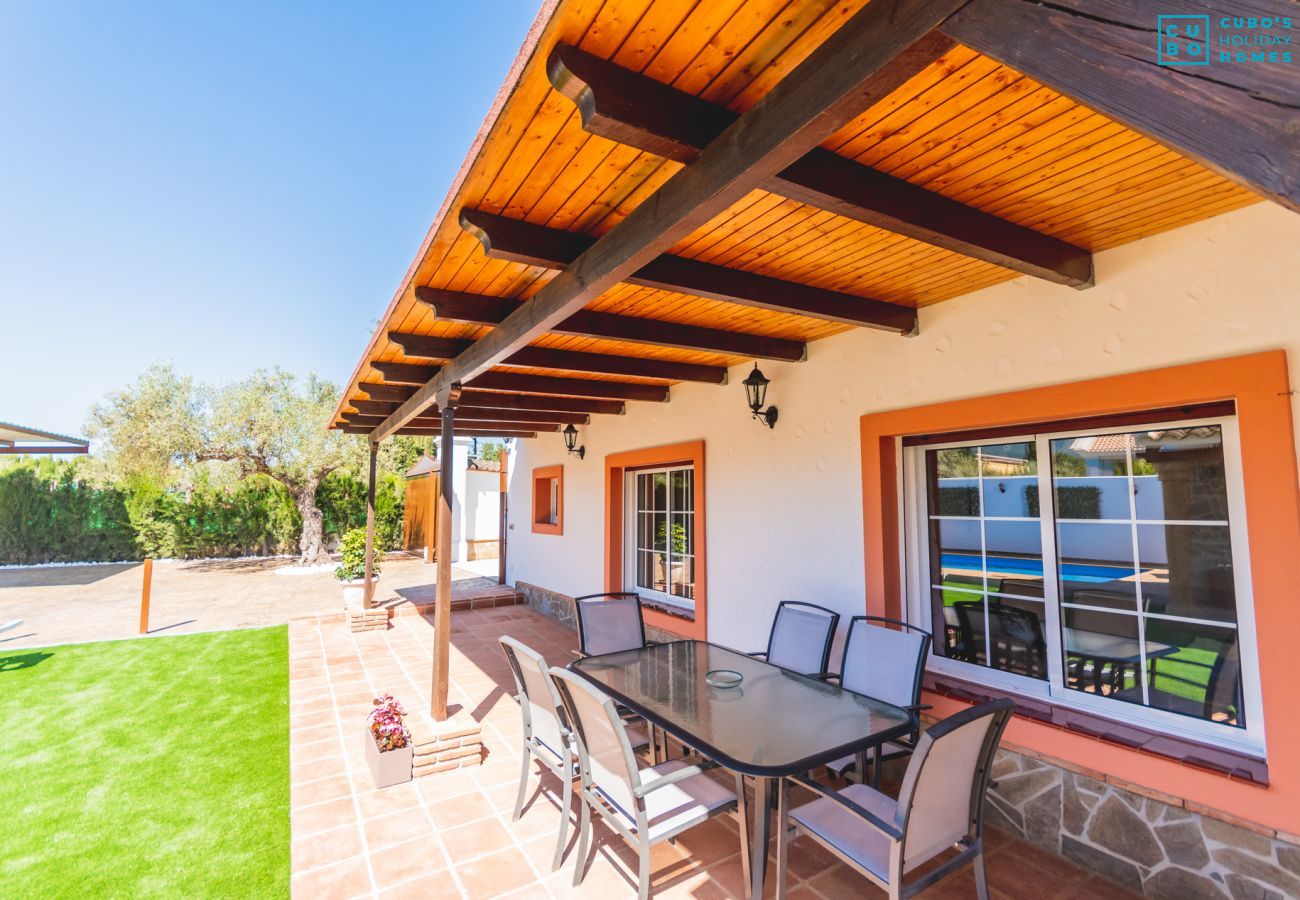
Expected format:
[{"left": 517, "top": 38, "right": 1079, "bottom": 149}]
[
  {"left": 341, "top": 575, "right": 379, "bottom": 607},
  {"left": 364, "top": 729, "right": 412, "bottom": 789}
]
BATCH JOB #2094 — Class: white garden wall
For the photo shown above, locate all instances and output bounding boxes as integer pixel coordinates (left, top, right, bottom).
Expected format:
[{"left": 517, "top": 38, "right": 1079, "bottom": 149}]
[{"left": 504, "top": 202, "right": 1300, "bottom": 657}]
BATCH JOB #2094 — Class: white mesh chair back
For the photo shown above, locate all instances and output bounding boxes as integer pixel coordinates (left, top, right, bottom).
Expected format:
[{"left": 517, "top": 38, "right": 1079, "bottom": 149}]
[
  {"left": 550, "top": 667, "right": 642, "bottom": 823},
  {"left": 500, "top": 637, "right": 567, "bottom": 761},
  {"left": 766, "top": 602, "right": 839, "bottom": 675},
  {"left": 576, "top": 593, "right": 645, "bottom": 656},
  {"left": 895, "top": 700, "right": 1012, "bottom": 870},
  {"left": 840, "top": 617, "right": 931, "bottom": 708}
]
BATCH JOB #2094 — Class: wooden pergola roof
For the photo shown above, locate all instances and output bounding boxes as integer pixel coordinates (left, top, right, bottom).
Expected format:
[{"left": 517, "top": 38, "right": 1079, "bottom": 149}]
[{"left": 332, "top": 0, "right": 1295, "bottom": 440}]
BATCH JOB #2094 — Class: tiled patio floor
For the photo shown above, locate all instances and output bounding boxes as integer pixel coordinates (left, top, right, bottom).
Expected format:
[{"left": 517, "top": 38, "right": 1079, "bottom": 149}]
[{"left": 289, "top": 607, "right": 1140, "bottom": 900}]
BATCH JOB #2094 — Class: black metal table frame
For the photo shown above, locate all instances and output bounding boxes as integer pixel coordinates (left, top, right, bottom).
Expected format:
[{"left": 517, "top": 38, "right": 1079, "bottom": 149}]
[{"left": 570, "top": 639, "right": 914, "bottom": 898}]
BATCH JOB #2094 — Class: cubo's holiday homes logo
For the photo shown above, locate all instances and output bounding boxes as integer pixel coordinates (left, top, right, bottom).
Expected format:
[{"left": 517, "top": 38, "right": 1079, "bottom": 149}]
[{"left": 1158, "top": 12, "right": 1294, "bottom": 66}]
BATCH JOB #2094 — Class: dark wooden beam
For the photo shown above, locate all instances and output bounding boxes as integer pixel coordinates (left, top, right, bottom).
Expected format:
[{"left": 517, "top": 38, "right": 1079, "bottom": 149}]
[
  {"left": 466, "top": 371, "right": 669, "bottom": 402},
  {"left": 344, "top": 413, "right": 560, "bottom": 432},
  {"left": 372, "top": 362, "right": 442, "bottom": 385},
  {"left": 389, "top": 329, "right": 728, "bottom": 383},
  {"left": 357, "top": 383, "right": 417, "bottom": 403},
  {"left": 458, "top": 210, "right": 919, "bottom": 330},
  {"left": 458, "top": 390, "right": 625, "bottom": 416},
  {"left": 349, "top": 399, "right": 400, "bottom": 416},
  {"left": 375, "top": 0, "right": 966, "bottom": 441},
  {"left": 339, "top": 425, "right": 539, "bottom": 439},
  {"left": 351, "top": 400, "right": 590, "bottom": 426},
  {"left": 548, "top": 41, "right": 1093, "bottom": 288},
  {"left": 416, "top": 287, "right": 806, "bottom": 361},
  {"left": 941, "top": 0, "right": 1299, "bottom": 213}
]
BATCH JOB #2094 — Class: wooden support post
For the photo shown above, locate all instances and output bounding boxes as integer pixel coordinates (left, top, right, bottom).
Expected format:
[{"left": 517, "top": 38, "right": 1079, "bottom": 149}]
[
  {"left": 138, "top": 558, "right": 153, "bottom": 635},
  {"left": 363, "top": 441, "right": 378, "bottom": 609},
  {"left": 432, "top": 400, "right": 456, "bottom": 721},
  {"left": 498, "top": 449, "right": 508, "bottom": 586}
]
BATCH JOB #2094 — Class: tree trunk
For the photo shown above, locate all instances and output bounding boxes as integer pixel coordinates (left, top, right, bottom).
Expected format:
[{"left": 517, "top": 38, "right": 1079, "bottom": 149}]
[{"left": 293, "top": 480, "right": 330, "bottom": 565}]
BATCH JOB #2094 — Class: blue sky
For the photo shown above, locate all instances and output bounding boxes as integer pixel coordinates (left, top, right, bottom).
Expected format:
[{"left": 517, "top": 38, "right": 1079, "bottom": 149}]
[{"left": 0, "top": 1, "right": 541, "bottom": 437}]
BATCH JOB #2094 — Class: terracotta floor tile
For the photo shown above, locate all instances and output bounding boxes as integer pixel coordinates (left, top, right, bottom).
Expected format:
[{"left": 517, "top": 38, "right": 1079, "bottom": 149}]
[
  {"left": 289, "top": 855, "right": 373, "bottom": 900},
  {"left": 440, "top": 816, "right": 516, "bottom": 863},
  {"left": 368, "top": 835, "right": 447, "bottom": 890},
  {"left": 292, "top": 774, "right": 353, "bottom": 810},
  {"left": 428, "top": 789, "right": 498, "bottom": 829},
  {"left": 378, "top": 872, "right": 462, "bottom": 899},
  {"left": 363, "top": 810, "right": 434, "bottom": 852},
  {"left": 355, "top": 781, "right": 423, "bottom": 821},
  {"left": 292, "top": 755, "right": 347, "bottom": 785},
  {"left": 294, "top": 796, "right": 358, "bottom": 839},
  {"left": 292, "top": 823, "right": 364, "bottom": 875},
  {"left": 455, "top": 846, "right": 538, "bottom": 899}
]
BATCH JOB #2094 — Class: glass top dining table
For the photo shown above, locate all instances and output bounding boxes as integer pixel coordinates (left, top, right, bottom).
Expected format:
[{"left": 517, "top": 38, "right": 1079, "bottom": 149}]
[{"left": 570, "top": 639, "right": 913, "bottom": 897}]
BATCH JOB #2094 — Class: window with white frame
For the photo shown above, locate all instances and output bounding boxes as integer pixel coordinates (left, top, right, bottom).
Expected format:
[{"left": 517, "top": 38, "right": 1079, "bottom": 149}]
[
  {"left": 625, "top": 465, "right": 695, "bottom": 614},
  {"left": 903, "top": 414, "right": 1263, "bottom": 752}
]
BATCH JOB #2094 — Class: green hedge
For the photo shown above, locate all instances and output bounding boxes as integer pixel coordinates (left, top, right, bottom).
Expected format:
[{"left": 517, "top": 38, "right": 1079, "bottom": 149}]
[{"left": 0, "top": 459, "right": 404, "bottom": 565}]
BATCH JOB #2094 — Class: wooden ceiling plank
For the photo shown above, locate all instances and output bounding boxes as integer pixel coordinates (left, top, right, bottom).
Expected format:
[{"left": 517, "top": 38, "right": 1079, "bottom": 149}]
[
  {"left": 457, "top": 390, "right": 625, "bottom": 415},
  {"left": 460, "top": 208, "right": 917, "bottom": 332},
  {"left": 374, "top": 0, "right": 985, "bottom": 440},
  {"left": 548, "top": 41, "right": 1093, "bottom": 288},
  {"left": 940, "top": 0, "right": 1297, "bottom": 212}
]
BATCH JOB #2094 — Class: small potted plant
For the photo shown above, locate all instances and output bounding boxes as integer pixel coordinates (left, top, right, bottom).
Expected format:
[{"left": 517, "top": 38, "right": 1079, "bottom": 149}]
[
  {"left": 336, "top": 527, "right": 380, "bottom": 606},
  {"left": 364, "top": 694, "right": 412, "bottom": 788}
]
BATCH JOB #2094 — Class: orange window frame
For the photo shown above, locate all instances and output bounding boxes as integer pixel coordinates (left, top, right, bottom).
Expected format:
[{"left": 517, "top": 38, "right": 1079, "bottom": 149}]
[
  {"left": 531, "top": 465, "right": 563, "bottom": 535},
  {"left": 859, "top": 350, "right": 1300, "bottom": 834},
  {"left": 604, "top": 441, "right": 706, "bottom": 641}
]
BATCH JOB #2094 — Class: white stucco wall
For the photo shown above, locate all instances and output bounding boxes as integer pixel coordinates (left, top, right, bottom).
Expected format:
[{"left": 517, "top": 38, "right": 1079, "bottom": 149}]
[
  {"left": 504, "top": 202, "right": 1300, "bottom": 657},
  {"left": 464, "top": 469, "right": 501, "bottom": 541}
]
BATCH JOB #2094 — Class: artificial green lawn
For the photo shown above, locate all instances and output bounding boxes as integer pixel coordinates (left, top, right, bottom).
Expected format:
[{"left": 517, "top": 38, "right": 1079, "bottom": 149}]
[{"left": 0, "top": 627, "right": 289, "bottom": 898}]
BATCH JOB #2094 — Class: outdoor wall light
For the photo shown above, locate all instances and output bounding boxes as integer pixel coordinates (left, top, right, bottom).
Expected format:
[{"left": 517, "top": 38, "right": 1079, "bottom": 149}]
[
  {"left": 742, "top": 363, "right": 778, "bottom": 429},
  {"left": 563, "top": 423, "right": 586, "bottom": 460}
]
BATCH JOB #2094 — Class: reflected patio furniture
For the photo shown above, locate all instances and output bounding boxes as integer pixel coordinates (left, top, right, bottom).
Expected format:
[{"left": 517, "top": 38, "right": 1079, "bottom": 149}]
[
  {"left": 749, "top": 600, "right": 840, "bottom": 677},
  {"left": 549, "top": 665, "right": 747, "bottom": 900},
  {"left": 951, "top": 601, "right": 1047, "bottom": 677},
  {"left": 1110, "top": 634, "right": 1242, "bottom": 723},
  {"left": 776, "top": 699, "right": 1015, "bottom": 900},
  {"left": 1063, "top": 615, "right": 1178, "bottom": 695},
  {"left": 570, "top": 640, "right": 912, "bottom": 897},
  {"left": 499, "top": 637, "right": 650, "bottom": 871},
  {"left": 822, "top": 616, "right": 932, "bottom": 787}
]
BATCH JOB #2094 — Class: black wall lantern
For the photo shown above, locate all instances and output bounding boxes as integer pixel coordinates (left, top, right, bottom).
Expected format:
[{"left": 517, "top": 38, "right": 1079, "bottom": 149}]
[
  {"left": 742, "top": 363, "right": 778, "bottom": 429},
  {"left": 563, "top": 423, "right": 586, "bottom": 459}
]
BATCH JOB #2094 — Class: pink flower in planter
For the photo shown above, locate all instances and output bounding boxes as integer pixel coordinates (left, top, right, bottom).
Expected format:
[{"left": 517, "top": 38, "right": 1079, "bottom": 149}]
[{"left": 367, "top": 693, "right": 411, "bottom": 752}]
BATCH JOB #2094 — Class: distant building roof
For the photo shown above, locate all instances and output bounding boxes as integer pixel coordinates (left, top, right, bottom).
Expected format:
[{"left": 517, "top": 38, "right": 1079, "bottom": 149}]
[
  {"left": 0, "top": 422, "right": 89, "bottom": 455},
  {"left": 405, "top": 455, "right": 438, "bottom": 478},
  {"left": 469, "top": 458, "right": 501, "bottom": 472}
]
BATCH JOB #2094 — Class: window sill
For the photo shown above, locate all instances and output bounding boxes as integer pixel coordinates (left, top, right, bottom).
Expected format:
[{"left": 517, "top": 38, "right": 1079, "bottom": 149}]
[
  {"left": 922, "top": 672, "right": 1268, "bottom": 785},
  {"left": 640, "top": 597, "right": 696, "bottom": 622}
]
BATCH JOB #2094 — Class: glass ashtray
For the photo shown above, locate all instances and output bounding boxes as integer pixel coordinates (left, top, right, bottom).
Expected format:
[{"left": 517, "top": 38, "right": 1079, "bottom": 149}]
[{"left": 705, "top": 669, "right": 743, "bottom": 688}]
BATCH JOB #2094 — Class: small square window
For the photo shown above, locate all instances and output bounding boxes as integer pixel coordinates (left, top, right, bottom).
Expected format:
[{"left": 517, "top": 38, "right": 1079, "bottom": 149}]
[{"left": 531, "top": 465, "right": 563, "bottom": 535}]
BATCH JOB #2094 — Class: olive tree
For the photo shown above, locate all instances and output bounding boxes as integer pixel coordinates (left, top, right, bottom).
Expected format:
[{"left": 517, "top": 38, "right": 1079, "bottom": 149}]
[{"left": 88, "top": 362, "right": 360, "bottom": 564}]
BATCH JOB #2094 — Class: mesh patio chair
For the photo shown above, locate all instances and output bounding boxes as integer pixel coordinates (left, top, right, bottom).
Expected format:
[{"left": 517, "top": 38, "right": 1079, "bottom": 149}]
[
  {"left": 822, "top": 616, "right": 932, "bottom": 786},
  {"left": 1113, "top": 634, "right": 1243, "bottom": 724},
  {"left": 499, "top": 637, "right": 649, "bottom": 871},
  {"left": 574, "top": 592, "right": 652, "bottom": 657},
  {"left": 572, "top": 592, "right": 667, "bottom": 758},
  {"left": 776, "top": 699, "right": 1015, "bottom": 900},
  {"left": 751, "top": 600, "right": 841, "bottom": 677},
  {"left": 550, "top": 666, "right": 750, "bottom": 900}
]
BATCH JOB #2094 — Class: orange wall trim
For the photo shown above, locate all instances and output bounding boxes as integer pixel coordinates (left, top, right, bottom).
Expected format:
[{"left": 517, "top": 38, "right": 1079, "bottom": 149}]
[
  {"left": 604, "top": 441, "right": 707, "bottom": 641},
  {"left": 860, "top": 350, "right": 1300, "bottom": 835},
  {"left": 530, "top": 465, "right": 563, "bottom": 536}
]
